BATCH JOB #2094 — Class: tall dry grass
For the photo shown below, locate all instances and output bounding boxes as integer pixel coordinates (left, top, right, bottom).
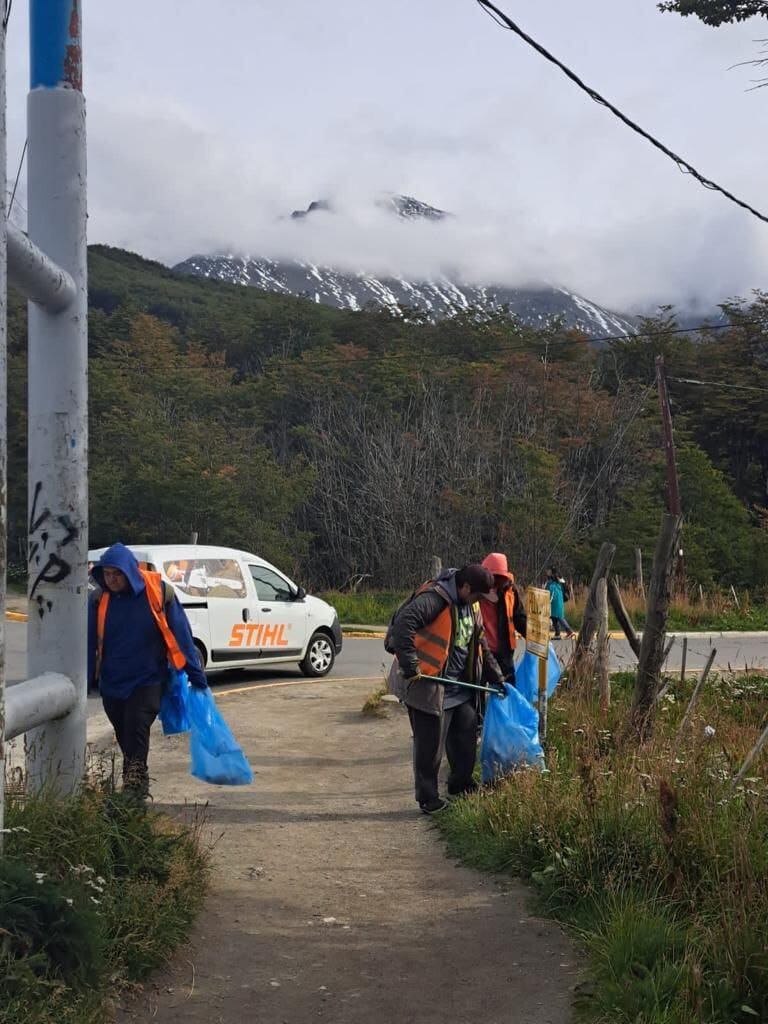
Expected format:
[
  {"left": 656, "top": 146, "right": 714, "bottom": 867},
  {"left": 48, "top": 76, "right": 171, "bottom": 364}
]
[{"left": 439, "top": 673, "right": 768, "bottom": 1023}]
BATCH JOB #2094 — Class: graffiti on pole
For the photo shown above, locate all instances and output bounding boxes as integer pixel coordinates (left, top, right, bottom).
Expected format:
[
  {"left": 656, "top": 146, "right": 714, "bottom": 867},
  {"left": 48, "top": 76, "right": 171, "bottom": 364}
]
[{"left": 28, "top": 480, "right": 78, "bottom": 614}]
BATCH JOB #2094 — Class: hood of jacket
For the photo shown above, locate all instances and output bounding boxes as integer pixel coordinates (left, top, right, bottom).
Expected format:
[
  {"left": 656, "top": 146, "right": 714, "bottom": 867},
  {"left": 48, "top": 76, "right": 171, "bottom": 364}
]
[
  {"left": 91, "top": 543, "right": 146, "bottom": 595},
  {"left": 433, "top": 568, "right": 460, "bottom": 605}
]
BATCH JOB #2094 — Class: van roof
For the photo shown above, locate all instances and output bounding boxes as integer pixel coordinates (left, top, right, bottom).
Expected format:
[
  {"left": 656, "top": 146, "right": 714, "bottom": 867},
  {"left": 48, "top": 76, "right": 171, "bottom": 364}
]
[{"left": 88, "top": 543, "right": 268, "bottom": 566}]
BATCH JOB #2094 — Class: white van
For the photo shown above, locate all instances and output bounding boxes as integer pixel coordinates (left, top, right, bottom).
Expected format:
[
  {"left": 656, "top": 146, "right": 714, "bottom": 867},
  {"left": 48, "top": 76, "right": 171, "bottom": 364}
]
[{"left": 88, "top": 544, "right": 342, "bottom": 677}]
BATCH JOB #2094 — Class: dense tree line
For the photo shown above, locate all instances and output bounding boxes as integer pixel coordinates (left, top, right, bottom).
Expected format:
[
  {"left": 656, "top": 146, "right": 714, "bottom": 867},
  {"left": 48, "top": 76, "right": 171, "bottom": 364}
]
[{"left": 6, "top": 246, "right": 768, "bottom": 591}]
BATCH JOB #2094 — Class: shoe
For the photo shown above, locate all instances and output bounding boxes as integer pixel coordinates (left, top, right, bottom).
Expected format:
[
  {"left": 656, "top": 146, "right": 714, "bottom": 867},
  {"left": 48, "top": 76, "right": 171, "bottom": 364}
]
[{"left": 419, "top": 798, "right": 449, "bottom": 815}]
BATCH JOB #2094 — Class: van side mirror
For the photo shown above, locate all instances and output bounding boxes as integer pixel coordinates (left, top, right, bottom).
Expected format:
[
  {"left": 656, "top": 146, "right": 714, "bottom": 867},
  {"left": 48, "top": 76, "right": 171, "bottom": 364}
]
[{"left": 294, "top": 586, "right": 307, "bottom": 600}]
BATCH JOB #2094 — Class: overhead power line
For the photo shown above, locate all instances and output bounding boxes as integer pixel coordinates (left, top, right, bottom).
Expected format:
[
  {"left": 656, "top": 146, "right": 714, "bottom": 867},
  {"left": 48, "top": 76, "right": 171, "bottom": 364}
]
[
  {"left": 475, "top": 0, "right": 768, "bottom": 227},
  {"left": 9, "top": 138, "right": 27, "bottom": 216},
  {"left": 669, "top": 375, "right": 768, "bottom": 394}
]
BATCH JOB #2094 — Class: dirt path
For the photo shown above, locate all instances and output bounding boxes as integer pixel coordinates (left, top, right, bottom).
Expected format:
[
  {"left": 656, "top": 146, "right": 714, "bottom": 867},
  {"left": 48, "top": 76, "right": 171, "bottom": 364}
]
[{"left": 118, "top": 678, "right": 577, "bottom": 1024}]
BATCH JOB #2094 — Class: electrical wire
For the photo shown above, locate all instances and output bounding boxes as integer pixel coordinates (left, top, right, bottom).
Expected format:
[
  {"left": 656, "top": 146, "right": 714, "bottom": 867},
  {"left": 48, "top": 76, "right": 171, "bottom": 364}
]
[
  {"left": 475, "top": 0, "right": 768, "bottom": 227},
  {"left": 250, "top": 316, "right": 762, "bottom": 372},
  {"left": 9, "top": 138, "right": 27, "bottom": 216},
  {"left": 669, "top": 375, "right": 768, "bottom": 394}
]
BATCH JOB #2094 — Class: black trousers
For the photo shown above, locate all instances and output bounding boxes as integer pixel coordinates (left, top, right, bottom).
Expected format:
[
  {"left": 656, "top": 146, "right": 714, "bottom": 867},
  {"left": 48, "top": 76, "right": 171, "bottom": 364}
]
[
  {"left": 102, "top": 683, "right": 162, "bottom": 795},
  {"left": 407, "top": 702, "right": 478, "bottom": 806}
]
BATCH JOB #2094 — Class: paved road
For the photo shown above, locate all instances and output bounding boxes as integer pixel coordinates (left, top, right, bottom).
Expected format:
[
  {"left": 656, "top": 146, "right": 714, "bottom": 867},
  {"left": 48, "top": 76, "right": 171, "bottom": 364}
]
[{"left": 6, "top": 622, "right": 767, "bottom": 699}]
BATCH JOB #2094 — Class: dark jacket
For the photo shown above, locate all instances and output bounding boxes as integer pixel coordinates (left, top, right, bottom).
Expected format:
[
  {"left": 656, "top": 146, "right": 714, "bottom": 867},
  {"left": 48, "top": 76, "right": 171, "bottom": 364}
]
[
  {"left": 386, "top": 569, "right": 503, "bottom": 715},
  {"left": 88, "top": 543, "right": 207, "bottom": 699}
]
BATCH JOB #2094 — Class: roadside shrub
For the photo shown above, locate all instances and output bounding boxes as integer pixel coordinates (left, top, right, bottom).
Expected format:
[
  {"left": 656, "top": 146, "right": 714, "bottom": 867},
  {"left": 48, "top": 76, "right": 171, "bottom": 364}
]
[{"left": 0, "top": 781, "right": 209, "bottom": 1024}]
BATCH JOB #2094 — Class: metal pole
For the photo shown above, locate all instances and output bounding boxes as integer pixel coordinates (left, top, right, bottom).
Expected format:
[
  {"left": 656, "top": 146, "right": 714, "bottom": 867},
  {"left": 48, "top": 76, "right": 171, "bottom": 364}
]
[
  {"left": 0, "top": 0, "right": 8, "bottom": 839},
  {"left": 25, "top": 0, "right": 88, "bottom": 793}
]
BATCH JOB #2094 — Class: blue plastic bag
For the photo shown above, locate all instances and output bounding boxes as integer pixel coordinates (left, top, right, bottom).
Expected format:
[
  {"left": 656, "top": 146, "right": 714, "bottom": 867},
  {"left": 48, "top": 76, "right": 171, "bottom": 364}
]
[
  {"left": 158, "top": 668, "right": 191, "bottom": 736},
  {"left": 480, "top": 683, "right": 544, "bottom": 783},
  {"left": 515, "top": 643, "right": 563, "bottom": 707},
  {"left": 187, "top": 687, "right": 254, "bottom": 786}
]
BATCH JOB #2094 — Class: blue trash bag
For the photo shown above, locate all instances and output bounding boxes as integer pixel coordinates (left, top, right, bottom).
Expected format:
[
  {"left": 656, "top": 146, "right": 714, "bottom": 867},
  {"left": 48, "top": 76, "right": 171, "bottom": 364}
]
[
  {"left": 516, "top": 643, "right": 563, "bottom": 707},
  {"left": 158, "top": 668, "right": 191, "bottom": 736},
  {"left": 187, "top": 687, "right": 254, "bottom": 786},
  {"left": 480, "top": 683, "right": 544, "bottom": 783}
]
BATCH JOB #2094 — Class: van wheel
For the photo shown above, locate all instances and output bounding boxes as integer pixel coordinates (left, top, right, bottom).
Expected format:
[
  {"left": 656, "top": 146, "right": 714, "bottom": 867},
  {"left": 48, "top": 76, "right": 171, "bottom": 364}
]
[
  {"left": 300, "top": 632, "right": 335, "bottom": 678},
  {"left": 194, "top": 641, "right": 207, "bottom": 670}
]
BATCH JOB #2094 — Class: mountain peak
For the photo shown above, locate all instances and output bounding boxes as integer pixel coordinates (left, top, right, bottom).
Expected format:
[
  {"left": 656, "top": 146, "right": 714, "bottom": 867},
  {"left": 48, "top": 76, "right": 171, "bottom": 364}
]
[{"left": 288, "top": 193, "right": 448, "bottom": 224}]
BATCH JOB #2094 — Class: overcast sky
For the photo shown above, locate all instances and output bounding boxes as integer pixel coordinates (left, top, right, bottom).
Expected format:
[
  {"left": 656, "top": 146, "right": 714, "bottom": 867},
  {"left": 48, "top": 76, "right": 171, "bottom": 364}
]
[{"left": 6, "top": 0, "right": 768, "bottom": 311}]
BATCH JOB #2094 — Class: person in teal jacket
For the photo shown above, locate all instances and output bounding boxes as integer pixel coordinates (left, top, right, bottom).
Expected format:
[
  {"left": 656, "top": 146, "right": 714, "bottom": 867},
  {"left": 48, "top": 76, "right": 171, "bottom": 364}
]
[{"left": 545, "top": 567, "right": 575, "bottom": 639}]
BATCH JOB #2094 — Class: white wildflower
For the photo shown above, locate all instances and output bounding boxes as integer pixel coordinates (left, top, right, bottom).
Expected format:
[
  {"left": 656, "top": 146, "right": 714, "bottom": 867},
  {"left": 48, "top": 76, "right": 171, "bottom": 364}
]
[
  {"left": 65, "top": 898, "right": 74, "bottom": 907},
  {"left": 34, "top": 872, "right": 46, "bottom": 884}
]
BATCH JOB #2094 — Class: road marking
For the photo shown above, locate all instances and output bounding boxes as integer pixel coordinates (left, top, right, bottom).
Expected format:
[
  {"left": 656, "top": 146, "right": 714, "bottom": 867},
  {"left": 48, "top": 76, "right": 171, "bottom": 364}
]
[{"left": 216, "top": 676, "right": 384, "bottom": 698}]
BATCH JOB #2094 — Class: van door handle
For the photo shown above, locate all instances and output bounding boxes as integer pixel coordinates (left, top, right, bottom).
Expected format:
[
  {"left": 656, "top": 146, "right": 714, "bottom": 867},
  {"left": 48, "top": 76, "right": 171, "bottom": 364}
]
[
  {"left": 242, "top": 608, "right": 250, "bottom": 622},
  {"left": 261, "top": 608, "right": 272, "bottom": 613}
]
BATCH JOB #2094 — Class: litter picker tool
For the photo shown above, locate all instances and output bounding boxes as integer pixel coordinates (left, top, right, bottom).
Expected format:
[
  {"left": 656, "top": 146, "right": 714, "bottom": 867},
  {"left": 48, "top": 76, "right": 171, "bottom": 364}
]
[{"left": 429, "top": 675, "right": 506, "bottom": 698}]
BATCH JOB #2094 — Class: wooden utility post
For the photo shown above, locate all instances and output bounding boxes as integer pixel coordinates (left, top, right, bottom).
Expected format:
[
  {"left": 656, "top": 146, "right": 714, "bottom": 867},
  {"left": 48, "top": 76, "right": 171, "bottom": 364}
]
[
  {"left": 631, "top": 513, "right": 682, "bottom": 739},
  {"left": 656, "top": 356, "right": 685, "bottom": 583},
  {"left": 635, "top": 547, "right": 644, "bottom": 597}
]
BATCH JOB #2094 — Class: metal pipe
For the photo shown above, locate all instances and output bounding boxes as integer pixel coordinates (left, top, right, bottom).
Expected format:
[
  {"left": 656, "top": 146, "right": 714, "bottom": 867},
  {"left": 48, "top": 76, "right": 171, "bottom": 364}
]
[
  {"left": 7, "top": 222, "right": 77, "bottom": 312},
  {"left": 5, "top": 673, "right": 77, "bottom": 740},
  {"left": 429, "top": 675, "right": 506, "bottom": 697},
  {"left": 0, "top": 1, "right": 8, "bottom": 839},
  {"left": 25, "top": 0, "right": 88, "bottom": 793}
]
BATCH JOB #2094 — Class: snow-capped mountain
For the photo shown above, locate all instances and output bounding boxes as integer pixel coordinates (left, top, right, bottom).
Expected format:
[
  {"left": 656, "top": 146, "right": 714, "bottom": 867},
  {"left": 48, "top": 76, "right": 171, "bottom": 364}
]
[{"left": 173, "top": 194, "right": 636, "bottom": 338}]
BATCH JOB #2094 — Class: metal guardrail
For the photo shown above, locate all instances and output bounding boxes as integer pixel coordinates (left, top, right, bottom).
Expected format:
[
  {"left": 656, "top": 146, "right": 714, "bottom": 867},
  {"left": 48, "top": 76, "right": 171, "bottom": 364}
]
[{"left": 5, "top": 674, "right": 77, "bottom": 742}]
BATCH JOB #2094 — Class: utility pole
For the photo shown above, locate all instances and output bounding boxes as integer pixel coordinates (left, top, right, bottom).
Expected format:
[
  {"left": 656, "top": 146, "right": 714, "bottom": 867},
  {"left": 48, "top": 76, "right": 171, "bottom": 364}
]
[
  {"left": 0, "top": 0, "right": 8, "bottom": 836},
  {"left": 25, "top": 0, "right": 88, "bottom": 792},
  {"left": 655, "top": 355, "right": 684, "bottom": 582}
]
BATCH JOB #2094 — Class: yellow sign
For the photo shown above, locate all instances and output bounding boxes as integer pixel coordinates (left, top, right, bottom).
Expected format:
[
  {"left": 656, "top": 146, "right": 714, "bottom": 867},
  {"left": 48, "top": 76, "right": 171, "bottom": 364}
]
[{"left": 525, "top": 587, "right": 550, "bottom": 660}]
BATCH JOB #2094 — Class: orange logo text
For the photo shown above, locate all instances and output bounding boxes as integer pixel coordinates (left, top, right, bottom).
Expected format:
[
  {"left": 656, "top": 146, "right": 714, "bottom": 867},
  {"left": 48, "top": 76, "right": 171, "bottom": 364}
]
[{"left": 229, "top": 623, "right": 290, "bottom": 648}]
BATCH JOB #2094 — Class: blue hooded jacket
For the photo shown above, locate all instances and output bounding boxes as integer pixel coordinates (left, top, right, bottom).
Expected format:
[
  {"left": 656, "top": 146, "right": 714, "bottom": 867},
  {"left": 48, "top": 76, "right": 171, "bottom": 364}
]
[{"left": 88, "top": 543, "right": 208, "bottom": 699}]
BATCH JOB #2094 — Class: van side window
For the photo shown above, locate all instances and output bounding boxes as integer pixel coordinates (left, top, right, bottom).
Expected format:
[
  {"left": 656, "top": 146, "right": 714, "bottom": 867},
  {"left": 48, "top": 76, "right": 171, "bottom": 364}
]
[
  {"left": 249, "top": 565, "right": 293, "bottom": 603},
  {"left": 163, "top": 558, "right": 246, "bottom": 599}
]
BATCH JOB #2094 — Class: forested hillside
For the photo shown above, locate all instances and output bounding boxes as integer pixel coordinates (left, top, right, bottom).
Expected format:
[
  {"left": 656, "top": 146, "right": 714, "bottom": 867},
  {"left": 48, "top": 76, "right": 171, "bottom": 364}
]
[{"left": 7, "top": 245, "right": 768, "bottom": 590}]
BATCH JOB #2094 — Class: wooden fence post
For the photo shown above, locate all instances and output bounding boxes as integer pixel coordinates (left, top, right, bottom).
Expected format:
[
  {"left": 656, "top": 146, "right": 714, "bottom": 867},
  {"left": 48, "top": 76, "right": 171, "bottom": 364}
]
[
  {"left": 569, "top": 542, "right": 616, "bottom": 686},
  {"left": 607, "top": 575, "right": 640, "bottom": 658},
  {"left": 635, "top": 547, "right": 645, "bottom": 598},
  {"left": 631, "top": 514, "right": 682, "bottom": 740},
  {"left": 595, "top": 577, "right": 610, "bottom": 714}
]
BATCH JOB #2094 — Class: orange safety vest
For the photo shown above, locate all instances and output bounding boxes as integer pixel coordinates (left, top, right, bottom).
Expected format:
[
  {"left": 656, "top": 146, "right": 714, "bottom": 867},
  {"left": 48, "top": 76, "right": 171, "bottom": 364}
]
[
  {"left": 502, "top": 587, "right": 518, "bottom": 651},
  {"left": 95, "top": 570, "right": 187, "bottom": 681},
  {"left": 410, "top": 581, "right": 456, "bottom": 677}
]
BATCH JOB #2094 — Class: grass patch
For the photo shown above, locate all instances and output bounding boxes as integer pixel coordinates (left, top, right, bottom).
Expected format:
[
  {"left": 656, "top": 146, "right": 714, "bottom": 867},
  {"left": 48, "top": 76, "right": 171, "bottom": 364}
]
[
  {"left": 321, "top": 585, "right": 768, "bottom": 632},
  {"left": 0, "top": 780, "right": 210, "bottom": 1023},
  {"left": 361, "top": 685, "right": 388, "bottom": 717},
  {"left": 438, "top": 672, "right": 768, "bottom": 1024}
]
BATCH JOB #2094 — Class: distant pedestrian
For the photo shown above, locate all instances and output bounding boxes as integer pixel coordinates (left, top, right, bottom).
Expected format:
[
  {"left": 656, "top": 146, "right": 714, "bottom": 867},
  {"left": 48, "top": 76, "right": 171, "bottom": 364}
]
[
  {"left": 545, "top": 567, "right": 575, "bottom": 640},
  {"left": 88, "top": 543, "right": 209, "bottom": 798},
  {"left": 478, "top": 552, "right": 527, "bottom": 684},
  {"left": 386, "top": 565, "right": 504, "bottom": 814}
]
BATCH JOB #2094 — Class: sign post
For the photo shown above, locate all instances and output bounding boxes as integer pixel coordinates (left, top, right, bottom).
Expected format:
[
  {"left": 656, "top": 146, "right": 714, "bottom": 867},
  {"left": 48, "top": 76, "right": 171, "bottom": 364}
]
[{"left": 526, "top": 586, "right": 551, "bottom": 740}]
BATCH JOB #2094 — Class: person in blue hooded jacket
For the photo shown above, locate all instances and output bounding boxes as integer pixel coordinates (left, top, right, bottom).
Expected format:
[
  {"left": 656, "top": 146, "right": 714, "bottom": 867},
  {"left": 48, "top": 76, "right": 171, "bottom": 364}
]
[{"left": 88, "top": 543, "right": 208, "bottom": 797}]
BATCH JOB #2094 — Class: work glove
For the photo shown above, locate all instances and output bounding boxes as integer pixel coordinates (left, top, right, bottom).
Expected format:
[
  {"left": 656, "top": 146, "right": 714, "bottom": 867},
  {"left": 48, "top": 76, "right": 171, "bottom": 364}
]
[
  {"left": 404, "top": 671, "right": 422, "bottom": 685},
  {"left": 189, "top": 671, "right": 209, "bottom": 690}
]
